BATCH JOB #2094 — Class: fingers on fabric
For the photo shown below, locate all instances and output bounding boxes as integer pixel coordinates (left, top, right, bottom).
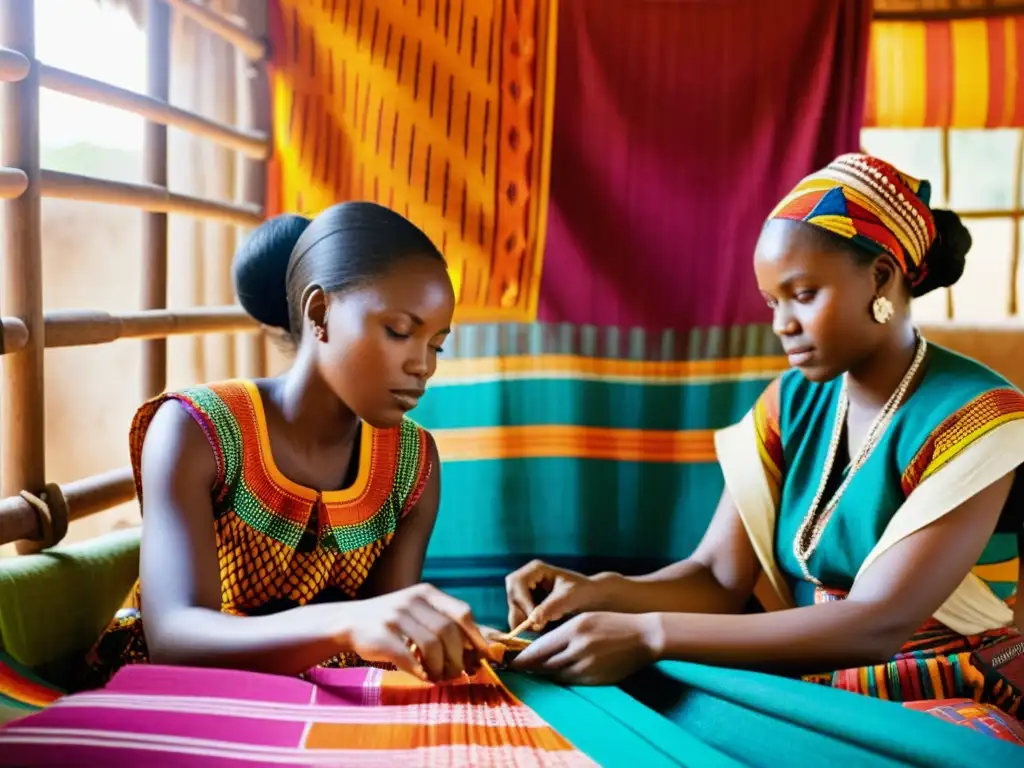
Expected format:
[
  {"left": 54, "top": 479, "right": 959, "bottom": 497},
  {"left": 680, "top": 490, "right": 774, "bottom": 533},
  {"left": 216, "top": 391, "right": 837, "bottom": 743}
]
[
  {"left": 531, "top": 578, "right": 578, "bottom": 627},
  {"left": 509, "top": 624, "right": 569, "bottom": 668},
  {"left": 462, "top": 646, "right": 482, "bottom": 675},
  {"left": 416, "top": 584, "right": 489, "bottom": 658},
  {"left": 408, "top": 597, "right": 467, "bottom": 679},
  {"left": 393, "top": 612, "right": 446, "bottom": 681},
  {"left": 505, "top": 560, "right": 552, "bottom": 630},
  {"left": 377, "top": 621, "right": 429, "bottom": 680}
]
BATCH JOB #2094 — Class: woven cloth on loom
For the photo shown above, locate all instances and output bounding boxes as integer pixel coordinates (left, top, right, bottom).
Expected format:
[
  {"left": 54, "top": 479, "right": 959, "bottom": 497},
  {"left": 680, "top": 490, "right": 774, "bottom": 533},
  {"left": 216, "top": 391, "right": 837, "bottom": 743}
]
[
  {"left": 865, "top": 13, "right": 1024, "bottom": 129},
  {"left": 0, "top": 663, "right": 596, "bottom": 766},
  {"left": 265, "top": 0, "right": 557, "bottom": 323}
]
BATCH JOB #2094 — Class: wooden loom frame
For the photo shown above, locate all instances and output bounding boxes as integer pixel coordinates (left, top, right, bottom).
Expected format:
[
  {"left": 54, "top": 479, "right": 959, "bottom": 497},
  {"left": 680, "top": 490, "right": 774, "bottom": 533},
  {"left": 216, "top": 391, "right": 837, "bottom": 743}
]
[
  {"left": 0, "top": 0, "right": 269, "bottom": 552},
  {"left": 3, "top": 1, "right": 1024, "bottom": 554}
]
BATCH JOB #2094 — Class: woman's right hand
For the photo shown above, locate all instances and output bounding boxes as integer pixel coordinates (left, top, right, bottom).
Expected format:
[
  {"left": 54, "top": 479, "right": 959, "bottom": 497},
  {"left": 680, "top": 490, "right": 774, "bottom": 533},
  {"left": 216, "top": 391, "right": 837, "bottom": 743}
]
[
  {"left": 505, "top": 560, "right": 605, "bottom": 632},
  {"left": 340, "top": 584, "right": 490, "bottom": 682}
]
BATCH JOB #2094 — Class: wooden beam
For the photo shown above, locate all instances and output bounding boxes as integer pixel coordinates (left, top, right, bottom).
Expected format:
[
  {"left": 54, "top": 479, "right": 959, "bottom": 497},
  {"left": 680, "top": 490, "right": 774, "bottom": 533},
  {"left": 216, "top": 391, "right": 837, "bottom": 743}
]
[
  {"left": 0, "top": 165, "right": 26, "bottom": 199},
  {"left": 1010, "top": 131, "right": 1024, "bottom": 316},
  {"left": 38, "top": 64, "right": 269, "bottom": 159},
  {"left": 0, "top": 467, "right": 136, "bottom": 547},
  {"left": 141, "top": 0, "right": 171, "bottom": 399},
  {"left": 0, "top": 0, "right": 46, "bottom": 555},
  {"left": 0, "top": 43, "right": 28, "bottom": 82},
  {"left": 42, "top": 306, "right": 258, "bottom": 348},
  {"left": 40, "top": 170, "right": 263, "bottom": 226},
  {"left": 0, "top": 316, "right": 28, "bottom": 354},
  {"left": 872, "top": 0, "right": 1024, "bottom": 20},
  {"left": 236, "top": 0, "right": 271, "bottom": 379}
]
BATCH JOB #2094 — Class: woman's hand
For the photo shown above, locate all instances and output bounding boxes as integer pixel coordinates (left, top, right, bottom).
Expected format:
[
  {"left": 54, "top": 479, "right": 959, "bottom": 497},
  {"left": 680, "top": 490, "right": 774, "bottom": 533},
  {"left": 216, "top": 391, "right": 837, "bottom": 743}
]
[
  {"left": 505, "top": 560, "right": 609, "bottom": 631},
  {"left": 508, "top": 612, "right": 662, "bottom": 686},
  {"left": 339, "top": 583, "right": 490, "bottom": 682}
]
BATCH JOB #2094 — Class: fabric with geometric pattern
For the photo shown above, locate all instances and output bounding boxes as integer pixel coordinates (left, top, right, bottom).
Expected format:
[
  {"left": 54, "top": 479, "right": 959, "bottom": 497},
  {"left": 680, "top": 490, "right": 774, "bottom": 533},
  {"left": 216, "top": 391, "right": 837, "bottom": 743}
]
[{"left": 80, "top": 380, "right": 433, "bottom": 690}]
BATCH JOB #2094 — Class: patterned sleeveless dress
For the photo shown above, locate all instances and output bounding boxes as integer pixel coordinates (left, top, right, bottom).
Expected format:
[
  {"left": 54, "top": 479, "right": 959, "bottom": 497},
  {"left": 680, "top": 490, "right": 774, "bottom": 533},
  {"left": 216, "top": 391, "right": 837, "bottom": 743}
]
[{"left": 81, "top": 379, "right": 434, "bottom": 689}]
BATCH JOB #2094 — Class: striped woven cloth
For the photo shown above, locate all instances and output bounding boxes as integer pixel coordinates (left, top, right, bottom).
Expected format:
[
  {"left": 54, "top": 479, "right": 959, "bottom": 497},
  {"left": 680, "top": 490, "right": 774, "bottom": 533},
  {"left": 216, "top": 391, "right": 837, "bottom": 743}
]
[
  {"left": 0, "top": 662, "right": 595, "bottom": 766},
  {"left": 0, "top": 652, "right": 62, "bottom": 726}
]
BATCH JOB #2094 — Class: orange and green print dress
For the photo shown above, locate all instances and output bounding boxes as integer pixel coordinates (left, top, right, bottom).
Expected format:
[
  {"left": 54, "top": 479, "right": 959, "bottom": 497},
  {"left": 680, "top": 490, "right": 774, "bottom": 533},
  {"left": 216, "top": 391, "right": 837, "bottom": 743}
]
[{"left": 82, "top": 380, "right": 433, "bottom": 689}]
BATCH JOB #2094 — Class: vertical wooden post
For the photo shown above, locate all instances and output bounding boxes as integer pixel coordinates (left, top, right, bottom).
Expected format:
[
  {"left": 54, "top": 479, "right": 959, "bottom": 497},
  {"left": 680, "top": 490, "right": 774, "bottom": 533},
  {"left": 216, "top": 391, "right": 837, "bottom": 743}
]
[
  {"left": 204, "top": 33, "right": 238, "bottom": 384},
  {"left": 1009, "top": 129, "right": 1024, "bottom": 317},
  {"left": 141, "top": 0, "right": 171, "bottom": 399},
  {"left": 0, "top": 0, "right": 45, "bottom": 551},
  {"left": 236, "top": 1, "right": 268, "bottom": 379}
]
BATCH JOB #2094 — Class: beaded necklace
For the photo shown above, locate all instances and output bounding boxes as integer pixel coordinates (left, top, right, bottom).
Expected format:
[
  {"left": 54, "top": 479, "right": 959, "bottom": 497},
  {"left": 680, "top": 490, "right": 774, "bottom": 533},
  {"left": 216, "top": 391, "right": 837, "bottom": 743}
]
[{"left": 792, "top": 332, "right": 928, "bottom": 584}]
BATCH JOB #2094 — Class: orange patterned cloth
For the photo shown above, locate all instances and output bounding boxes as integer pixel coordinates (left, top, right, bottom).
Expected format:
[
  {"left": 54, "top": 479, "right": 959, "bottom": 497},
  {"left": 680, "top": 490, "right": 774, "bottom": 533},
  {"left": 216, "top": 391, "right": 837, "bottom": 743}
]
[
  {"left": 265, "top": 0, "right": 558, "bottom": 323},
  {"left": 81, "top": 380, "right": 433, "bottom": 688},
  {"left": 805, "top": 587, "right": 1023, "bottom": 719},
  {"left": 866, "top": 14, "right": 1024, "bottom": 129}
]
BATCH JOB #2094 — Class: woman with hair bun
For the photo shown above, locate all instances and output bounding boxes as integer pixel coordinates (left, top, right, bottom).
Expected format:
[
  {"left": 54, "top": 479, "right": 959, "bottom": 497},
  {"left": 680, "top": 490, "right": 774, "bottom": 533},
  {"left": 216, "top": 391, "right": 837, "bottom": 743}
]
[
  {"left": 83, "top": 202, "right": 491, "bottom": 687},
  {"left": 504, "top": 155, "right": 1024, "bottom": 722}
]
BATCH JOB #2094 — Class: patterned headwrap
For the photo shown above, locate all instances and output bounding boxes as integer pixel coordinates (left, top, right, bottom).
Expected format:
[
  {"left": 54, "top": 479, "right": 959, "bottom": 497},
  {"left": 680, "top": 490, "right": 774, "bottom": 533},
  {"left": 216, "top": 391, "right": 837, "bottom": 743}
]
[{"left": 767, "top": 153, "right": 938, "bottom": 287}]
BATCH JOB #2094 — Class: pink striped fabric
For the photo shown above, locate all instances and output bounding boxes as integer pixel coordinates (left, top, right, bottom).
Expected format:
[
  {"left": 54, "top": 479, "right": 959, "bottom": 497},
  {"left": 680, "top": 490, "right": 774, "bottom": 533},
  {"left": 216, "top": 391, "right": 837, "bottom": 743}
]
[{"left": 0, "top": 664, "right": 594, "bottom": 767}]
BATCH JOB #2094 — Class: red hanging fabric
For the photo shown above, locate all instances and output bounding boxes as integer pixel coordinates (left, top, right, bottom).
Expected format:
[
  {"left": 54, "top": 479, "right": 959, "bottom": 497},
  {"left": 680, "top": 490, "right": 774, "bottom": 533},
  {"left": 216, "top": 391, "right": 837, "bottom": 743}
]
[{"left": 537, "top": 0, "right": 873, "bottom": 331}]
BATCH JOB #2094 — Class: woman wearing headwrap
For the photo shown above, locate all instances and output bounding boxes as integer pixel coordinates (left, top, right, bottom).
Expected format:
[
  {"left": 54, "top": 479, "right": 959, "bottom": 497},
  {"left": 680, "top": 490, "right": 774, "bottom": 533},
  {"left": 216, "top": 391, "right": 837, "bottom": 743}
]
[{"left": 504, "top": 155, "right": 1024, "bottom": 738}]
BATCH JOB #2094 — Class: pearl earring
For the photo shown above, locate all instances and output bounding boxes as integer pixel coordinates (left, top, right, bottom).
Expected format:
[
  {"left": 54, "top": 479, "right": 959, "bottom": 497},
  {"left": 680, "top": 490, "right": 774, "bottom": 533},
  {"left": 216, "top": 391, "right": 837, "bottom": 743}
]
[{"left": 871, "top": 296, "right": 894, "bottom": 324}]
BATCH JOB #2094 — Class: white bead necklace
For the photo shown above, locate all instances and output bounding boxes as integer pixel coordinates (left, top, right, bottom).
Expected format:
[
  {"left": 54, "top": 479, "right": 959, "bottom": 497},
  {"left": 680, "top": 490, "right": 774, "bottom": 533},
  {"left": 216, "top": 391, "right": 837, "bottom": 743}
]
[{"left": 792, "top": 331, "right": 928, "bottom": 584}]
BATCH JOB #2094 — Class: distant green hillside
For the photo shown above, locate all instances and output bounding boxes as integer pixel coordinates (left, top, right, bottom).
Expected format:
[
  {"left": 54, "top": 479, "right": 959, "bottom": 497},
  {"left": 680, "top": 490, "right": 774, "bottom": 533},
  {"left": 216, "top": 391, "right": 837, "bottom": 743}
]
[{"left": 41, "top": 142, "right": 141, "bottom": 183}]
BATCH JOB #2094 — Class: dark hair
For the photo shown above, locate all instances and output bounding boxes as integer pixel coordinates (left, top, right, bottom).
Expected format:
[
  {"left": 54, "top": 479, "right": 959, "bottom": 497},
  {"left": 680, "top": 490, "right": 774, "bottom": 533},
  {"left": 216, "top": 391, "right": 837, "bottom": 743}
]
[
  {"left": 233, "top": 213, "right": 312, "bottom": 331},
  {"left": 907, "top": 209, "right": 972, "bottom": 298},
  {"left": 232, "top": 203, "right": 443, "bottom": 342}
]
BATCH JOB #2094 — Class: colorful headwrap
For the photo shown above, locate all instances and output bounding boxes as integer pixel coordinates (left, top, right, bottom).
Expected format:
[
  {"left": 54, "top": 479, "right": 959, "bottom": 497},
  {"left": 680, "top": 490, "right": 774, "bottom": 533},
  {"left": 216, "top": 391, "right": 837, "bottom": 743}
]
[{"left": 767, "top": 153, "right": 938, "bottom": 287}]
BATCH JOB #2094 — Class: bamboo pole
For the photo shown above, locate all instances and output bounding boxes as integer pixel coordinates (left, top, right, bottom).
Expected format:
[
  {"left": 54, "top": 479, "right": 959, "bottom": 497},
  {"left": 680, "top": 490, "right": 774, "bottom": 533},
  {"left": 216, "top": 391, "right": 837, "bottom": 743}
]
[
  {"left": 956, "top": 208, "right": 1024, "bottom": 219},
  {"left": 0, "top": 490, "right": 39, "bottom": 547},
  {"left": 0, "top": 316, "right": 28, "bottom": 354},
  {"left": 201, "top": 27, "right": 241, "bottom": 384},
  {"left": 0, "top": 0, "right": 46, "bottom": 555},
  {"left": 0, "top": 166, "right": 26, "bottom": 199},
  {"left": 141, "top": 0, "right": 171, "bottom": 399},
  {"left": 0, "top": 43, "right": 27, "bottom": 82},
  {"left": 162, "top": 0, "right": 266, "bottom": 60},
  {"left": 42, "top": 306, "right": 257, "bottom": 348},
  {"left": 39, "top": 64, "right": 269, "bottom": 159},
  {"left": 40, "top": 170, "right": 262, "bottom": 226},
  {"left": 0, "top": 467, "right": 136, "bottom": 548},
  {"left": 236, "top": 1, "right": 270, "bottom": 379},
  {"left": 1010, "top": 130, "right": 1024, "bottom": 317}
]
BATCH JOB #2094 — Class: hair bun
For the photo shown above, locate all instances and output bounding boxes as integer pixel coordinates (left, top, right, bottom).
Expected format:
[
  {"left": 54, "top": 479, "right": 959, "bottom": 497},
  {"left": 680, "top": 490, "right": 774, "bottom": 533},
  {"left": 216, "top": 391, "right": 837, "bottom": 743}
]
[
  {"left": 232, "top": 214, "right": 312, "bottom": 331},
  {"left": 911, "top": 209, "right": 971, "bottom": 298}
]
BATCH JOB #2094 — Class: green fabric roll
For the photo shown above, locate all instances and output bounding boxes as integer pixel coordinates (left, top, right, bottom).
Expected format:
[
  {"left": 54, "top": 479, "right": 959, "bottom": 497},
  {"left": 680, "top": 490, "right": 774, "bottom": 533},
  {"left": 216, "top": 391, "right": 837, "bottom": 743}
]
[{"left": 504, "top": 662, "right": 1024, "bottom": 767}]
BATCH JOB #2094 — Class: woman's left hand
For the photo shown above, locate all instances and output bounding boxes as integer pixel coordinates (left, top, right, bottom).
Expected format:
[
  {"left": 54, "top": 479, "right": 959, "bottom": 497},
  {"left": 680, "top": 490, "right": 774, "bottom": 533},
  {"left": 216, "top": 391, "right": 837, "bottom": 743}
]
[{"left": 508, "top": 612, "right": 662, "bottom": 685}]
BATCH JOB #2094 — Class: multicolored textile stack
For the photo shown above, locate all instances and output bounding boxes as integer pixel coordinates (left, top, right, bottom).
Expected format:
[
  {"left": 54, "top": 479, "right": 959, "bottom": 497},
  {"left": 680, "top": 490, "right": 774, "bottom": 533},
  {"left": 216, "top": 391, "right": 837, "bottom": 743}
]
[
  {"left": 0, "top": 663, "right": 597, "bottom": 766},
  {"left": 0, "top": 652, "right": 63, "bottom": 727},
  {"left": 3, "top": 660, "right": 1024, "bottom": 766}
]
